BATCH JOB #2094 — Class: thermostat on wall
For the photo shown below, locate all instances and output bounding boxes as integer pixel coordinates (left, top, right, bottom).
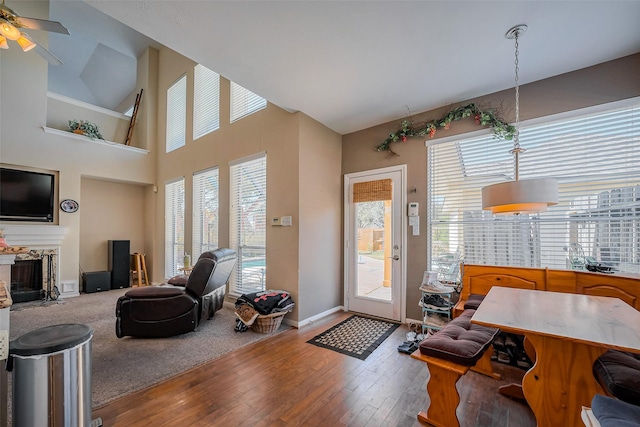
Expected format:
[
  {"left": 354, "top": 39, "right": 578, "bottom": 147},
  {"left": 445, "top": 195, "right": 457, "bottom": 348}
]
[{"left": 408, "top": 202, "right": 419, "bottom": 217}]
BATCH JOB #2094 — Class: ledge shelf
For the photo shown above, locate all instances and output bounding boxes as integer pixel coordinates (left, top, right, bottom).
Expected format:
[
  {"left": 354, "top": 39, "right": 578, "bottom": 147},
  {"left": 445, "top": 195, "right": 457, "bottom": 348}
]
[{"left": 42, "top": 126, "right": 148, "bottom": 155}]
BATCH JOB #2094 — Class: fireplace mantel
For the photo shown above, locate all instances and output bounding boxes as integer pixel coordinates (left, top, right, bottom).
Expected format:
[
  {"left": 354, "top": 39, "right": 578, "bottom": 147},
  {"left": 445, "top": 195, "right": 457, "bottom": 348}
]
[{"left": 1, "top": 224, "right": 68, "bottom": 247}]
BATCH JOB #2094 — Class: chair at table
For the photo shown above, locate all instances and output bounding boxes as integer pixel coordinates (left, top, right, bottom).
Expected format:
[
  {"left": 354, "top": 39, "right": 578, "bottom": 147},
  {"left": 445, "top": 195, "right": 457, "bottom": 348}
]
[
  {"left": 115, "top": 248, "right": 236, "bottom": 338},
  {"left": 593, "top": 349, "right": 640, "bottom": 407}
]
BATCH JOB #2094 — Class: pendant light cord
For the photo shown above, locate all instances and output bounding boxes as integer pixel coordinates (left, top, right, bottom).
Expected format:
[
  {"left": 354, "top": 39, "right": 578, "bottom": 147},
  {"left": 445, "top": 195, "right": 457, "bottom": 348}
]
[{"left": 510, "top": 28, "right": 525, "bottom": 181}]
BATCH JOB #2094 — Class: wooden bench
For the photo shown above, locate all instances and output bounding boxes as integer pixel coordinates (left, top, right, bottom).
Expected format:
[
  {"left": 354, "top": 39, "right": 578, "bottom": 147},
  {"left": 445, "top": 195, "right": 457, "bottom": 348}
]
[
  {"left": 411, "top": 309, "right": 499, "bottom": 427},
  {"left": 452, "top": 263, "right": 640, "bottom": 401},
  {"left": 454, "top": 264, "right": 640, "bottom": 317}
]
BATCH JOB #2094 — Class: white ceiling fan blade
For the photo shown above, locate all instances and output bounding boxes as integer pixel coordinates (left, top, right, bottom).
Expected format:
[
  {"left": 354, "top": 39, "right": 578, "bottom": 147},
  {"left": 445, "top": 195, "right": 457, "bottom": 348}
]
[
  {"left": 34, "top": 44, "right": 63, "bottom": 65},
  {"left": 15, "top": 16, "right": 69, "bottom": 35}
]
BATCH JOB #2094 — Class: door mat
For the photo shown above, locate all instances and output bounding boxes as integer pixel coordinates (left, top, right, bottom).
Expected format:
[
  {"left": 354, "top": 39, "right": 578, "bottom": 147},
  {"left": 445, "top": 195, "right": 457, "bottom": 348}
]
[{"left": 307, "top": 315, "right": 400, "bottom": 360}]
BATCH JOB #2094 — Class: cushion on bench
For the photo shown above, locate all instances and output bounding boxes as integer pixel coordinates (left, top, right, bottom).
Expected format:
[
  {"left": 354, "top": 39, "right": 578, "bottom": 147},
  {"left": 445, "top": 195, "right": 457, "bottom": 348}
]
[
  {"left": 463, "top": 294, "right": 485, "bottom": 310},
  {"left": 593, "top": 350, "right": 640, "bottom": 407},
  {"left": 419, "top": 309, "right": 500, "bottom": 366},
  {"left": 591, "top": 394, "right": 640, "bottom": 427}
]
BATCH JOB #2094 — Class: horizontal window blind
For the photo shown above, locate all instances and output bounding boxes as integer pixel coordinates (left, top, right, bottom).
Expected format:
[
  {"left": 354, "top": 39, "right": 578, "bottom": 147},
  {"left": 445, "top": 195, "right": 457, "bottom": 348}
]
[
  {"left": 193, "top": 64, "right": 220, "bottom": 139},
  {"left": 165, "top": 178, "right": 185, "bottom": 278},
  {"left": 193, "top": 167, "right": 219, "bottom": 260},
  {"left": 229, "top": 154, "right": 267, "bottom": 295},
  {"left": 428, "top": 101, "right": 640, "bottom": 277},
  {"left": 166, "top": 75, "right": 187, "bottom": 152},
  {"left": 230, "top": 82, "right": 267, "bottom": 122}
]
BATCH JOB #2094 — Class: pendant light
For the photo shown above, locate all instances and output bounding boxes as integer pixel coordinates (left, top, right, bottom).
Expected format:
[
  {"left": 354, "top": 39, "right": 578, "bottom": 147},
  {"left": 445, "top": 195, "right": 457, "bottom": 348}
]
[{"left": 482, "top": 25, "right": 558, "bottom": 215}]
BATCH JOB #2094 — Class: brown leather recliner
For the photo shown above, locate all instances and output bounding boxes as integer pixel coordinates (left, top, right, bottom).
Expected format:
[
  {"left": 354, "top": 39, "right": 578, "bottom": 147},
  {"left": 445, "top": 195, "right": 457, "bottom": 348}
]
[{"left": 115, "top": 248, "right": 236, "bottom": 338}]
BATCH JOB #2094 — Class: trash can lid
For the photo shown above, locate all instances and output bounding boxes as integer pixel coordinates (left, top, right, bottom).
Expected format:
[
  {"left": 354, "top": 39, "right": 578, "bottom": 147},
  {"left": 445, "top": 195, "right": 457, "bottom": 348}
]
[{"left": 10, "top": 324, "right": 93, "bottom": 356}]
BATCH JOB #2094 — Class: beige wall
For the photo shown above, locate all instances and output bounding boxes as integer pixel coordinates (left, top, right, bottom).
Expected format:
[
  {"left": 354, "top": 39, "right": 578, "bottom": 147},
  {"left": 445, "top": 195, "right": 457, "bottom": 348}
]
[
  {"left": 79, "top": 178, "right": 146, "bottom": 276},
  {"left": 342, "top": 53, "right": 640, "bottom": 321},
  {"left": 1, "top": 12, "right": 342, "bottom": 322},
  {"left": 151, "top": 48, "right": 342, "bottom": 322},
  {"left": 5, "top": 3, "right": 634, "bottom": 323},
  {"left": 298, "top": 114, "right": 343, "bottom": 320},
  {"left": 0, "top": 1, "right": 155, "bottom": 291}
]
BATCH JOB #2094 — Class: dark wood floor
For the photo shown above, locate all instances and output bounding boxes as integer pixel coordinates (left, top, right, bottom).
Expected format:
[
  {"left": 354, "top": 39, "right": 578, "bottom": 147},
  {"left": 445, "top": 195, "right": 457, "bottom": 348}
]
[{"left": 93, "top": 311, "right": 535, "bottom": 426}]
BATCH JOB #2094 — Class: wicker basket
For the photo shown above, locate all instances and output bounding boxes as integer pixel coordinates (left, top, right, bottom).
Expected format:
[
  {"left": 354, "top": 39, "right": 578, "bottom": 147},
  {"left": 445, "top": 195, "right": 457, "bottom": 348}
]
[{"left": 251, "top": 311, "right": 288, "bottom": 334}]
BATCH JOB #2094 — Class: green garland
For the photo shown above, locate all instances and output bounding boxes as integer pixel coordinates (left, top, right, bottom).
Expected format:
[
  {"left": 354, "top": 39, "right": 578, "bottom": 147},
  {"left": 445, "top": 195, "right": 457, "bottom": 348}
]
[
  {"left": 376, "top": 103, "right": 515, "bottom": 156},
  {"left": 66, "top": 119, "right": 104, "bottom": 140}
]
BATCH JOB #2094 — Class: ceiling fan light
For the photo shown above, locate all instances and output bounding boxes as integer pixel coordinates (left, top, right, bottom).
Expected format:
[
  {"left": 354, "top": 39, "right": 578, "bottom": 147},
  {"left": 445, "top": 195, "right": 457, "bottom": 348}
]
[
  {"left": 0, "top": 21, "right": 20, "bottom": 40},
  {"left": 482, "top": 178, "right": 558, "bottom": 214},
  {"left": 16, "top": 33, "right": 36, "bottom": 52},
  {"left": 0, "top": 35, "right": 8, "bottom": 49}
]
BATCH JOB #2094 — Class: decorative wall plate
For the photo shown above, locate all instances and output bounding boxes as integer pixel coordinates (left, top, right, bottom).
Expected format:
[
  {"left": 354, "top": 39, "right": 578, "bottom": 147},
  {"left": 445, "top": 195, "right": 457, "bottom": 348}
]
[{"left": 60, "top": 199, "right": 79, "bottom": 213}]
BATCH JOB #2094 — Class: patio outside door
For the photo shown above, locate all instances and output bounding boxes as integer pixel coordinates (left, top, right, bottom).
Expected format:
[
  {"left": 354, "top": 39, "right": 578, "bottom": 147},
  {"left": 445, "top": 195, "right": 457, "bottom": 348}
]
[{"left": 344, "top": 166, "right": 405, "bottom": 321}]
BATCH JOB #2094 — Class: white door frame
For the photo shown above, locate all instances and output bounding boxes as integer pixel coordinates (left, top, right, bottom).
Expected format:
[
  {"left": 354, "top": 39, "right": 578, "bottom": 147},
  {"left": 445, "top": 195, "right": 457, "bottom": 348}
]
[{"left": 343, "top": 164, "right": 407, "bottom": 322}]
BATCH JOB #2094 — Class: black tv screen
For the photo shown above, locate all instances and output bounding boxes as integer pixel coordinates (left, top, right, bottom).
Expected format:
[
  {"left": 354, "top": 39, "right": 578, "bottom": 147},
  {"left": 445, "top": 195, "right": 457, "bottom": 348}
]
[{"left": 0, "top": 168, "right": 55, "bottom": 222}]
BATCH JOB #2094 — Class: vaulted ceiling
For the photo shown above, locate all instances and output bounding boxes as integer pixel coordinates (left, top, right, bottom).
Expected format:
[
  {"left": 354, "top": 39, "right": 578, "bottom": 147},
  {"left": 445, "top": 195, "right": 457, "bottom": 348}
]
[{"left": 41, "top": 1, "right": 640, "bottom": 135}]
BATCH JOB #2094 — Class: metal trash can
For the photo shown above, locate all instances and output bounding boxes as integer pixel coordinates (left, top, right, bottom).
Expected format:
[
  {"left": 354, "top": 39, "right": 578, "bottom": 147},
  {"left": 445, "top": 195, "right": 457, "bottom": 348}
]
[{"left": 8, "top": 323, "right": 93, "bottom": 427}]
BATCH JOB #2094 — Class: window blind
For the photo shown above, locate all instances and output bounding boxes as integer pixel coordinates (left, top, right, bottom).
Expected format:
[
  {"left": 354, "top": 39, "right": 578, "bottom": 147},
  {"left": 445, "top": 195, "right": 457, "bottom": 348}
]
[
  {"left": 229, "top": 153, "right": 267, "bottom": 295},
  {"left": 353, "top": 179, "right": 392, "bottom": 203},
  {"left": 428, "top": 100, "right": 640, "bottom": 278},
  {"left": 193, "top": 167, "right": 219, "bottom": 260},
  {"left": 230, "top": 82, "right": 267, "bottom": 123},
  {"left": 165, "top": 178, "right": 185, "bottom": 278},
  {"left": 166, "top": 75, "right": 187, "bottom": 152},
  {"left": 193, "top": 64, "right": 220, "bottom": 139}
]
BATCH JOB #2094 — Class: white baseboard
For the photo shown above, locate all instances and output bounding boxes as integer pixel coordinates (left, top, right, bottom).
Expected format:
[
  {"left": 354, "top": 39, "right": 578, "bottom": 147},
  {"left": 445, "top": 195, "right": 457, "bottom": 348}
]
[
  {"left": 224, "top": 299, "right": 346, "bottom": 330},
  {"left": 293, "top": 306, "right": 344, "bottom": 329}
]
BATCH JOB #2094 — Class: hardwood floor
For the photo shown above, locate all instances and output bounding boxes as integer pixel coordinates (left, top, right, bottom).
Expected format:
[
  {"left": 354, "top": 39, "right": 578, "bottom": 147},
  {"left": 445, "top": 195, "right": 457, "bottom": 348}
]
[{"left": 93, "top": 312, "right": 536, "bottom": 426}]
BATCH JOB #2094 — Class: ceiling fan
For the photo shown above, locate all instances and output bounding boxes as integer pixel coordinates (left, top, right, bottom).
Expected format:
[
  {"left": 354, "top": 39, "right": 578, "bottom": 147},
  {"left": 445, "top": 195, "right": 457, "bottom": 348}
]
[{"left": 0, "top": 0, "right": 69, "bottom": 65}]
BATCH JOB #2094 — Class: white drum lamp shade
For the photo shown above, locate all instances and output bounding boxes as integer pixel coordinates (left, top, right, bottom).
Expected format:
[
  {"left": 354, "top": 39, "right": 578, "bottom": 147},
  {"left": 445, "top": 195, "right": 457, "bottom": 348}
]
[
  {"left": 481, "top": 24, "right": 558, "bottom": 215},
  {"left": 482, "top": 178, "right": 558, "bottom": 214}
]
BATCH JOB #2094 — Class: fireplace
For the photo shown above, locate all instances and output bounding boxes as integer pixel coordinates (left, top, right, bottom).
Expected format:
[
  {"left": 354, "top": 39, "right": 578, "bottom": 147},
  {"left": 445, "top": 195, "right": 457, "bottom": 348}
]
[
  {"left": 0, "top": 225, "right": 72, "bottom": 300},
  {"left": 10, "top": 250, "right": 58, "bottom": 303},
  {"left": 11, "top": 259, "right": 43, "bottom": 303}
]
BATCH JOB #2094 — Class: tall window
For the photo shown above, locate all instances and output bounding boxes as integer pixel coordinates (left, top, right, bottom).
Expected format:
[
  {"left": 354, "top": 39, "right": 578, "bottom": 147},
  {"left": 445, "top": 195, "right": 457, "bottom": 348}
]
[
  {"left": 428, "top": 99, "right": 640, "bottom": 279},
  {"left": 193, "top": 64, "right": 220, "bottom": 139},
  {"left": 166, "top": 75, "right": 187, "bottom": 152},
  {"left": 229, "top": 153, "right": 267, "bottom": 294},
  {"left": 193, "top": 167, "right": 219, "bottom": 260},
  {"left": 230, "top": 82, "right": 267, "bottom": 122},
  {"left": 165, "top": 178, "right": 185, "bottom": 278}
]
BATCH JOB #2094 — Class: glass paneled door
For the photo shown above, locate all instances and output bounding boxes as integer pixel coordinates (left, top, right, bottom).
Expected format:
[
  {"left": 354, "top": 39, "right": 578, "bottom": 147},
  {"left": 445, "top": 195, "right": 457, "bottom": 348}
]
[{"left": 344, "top": 166, "right": 405, "bottom": 321}]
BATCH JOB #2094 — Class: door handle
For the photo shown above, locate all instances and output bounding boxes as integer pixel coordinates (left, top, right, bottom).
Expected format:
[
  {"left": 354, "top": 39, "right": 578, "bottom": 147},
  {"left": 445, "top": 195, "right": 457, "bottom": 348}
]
[{"left": 388, "top": 255, "right": 399, "bottom": 260}]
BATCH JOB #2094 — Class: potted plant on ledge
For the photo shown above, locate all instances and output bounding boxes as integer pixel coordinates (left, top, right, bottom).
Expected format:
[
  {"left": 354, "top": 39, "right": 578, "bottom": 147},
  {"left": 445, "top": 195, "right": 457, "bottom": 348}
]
[{"left": 66, "top": 120, "right": 104, "bottom": 140}]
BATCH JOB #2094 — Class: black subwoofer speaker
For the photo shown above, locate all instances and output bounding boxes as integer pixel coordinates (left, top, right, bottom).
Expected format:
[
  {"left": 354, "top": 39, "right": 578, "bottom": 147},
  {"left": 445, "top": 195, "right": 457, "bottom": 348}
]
[
  {"left": 108, "top": 240, "right": 130, "bottom": 289},
  {"left": 83, "top": 271, "right": 111, "bottom": 293}
]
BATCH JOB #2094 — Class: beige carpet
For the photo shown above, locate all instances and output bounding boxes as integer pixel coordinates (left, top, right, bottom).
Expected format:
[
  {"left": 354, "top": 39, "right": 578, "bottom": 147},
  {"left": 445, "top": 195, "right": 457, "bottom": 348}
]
[{"left": 9, "top": 288, "right": 289, "bottom": 408}]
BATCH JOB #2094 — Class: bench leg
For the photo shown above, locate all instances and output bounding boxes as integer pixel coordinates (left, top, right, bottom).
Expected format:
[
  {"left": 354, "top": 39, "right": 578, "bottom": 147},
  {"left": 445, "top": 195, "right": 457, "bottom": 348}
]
[
  {"left": 471, "top": 347, "right": 502, "bottom": 380},
  {"left": 420, "top": 362, "right": 464, "bottom": 427}
]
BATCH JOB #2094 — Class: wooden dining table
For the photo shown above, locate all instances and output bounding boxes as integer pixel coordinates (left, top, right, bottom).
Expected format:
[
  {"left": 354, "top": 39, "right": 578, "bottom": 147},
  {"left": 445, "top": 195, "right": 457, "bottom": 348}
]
[{"left": 471, "top": 286, "right": 640, "bottom": 427}]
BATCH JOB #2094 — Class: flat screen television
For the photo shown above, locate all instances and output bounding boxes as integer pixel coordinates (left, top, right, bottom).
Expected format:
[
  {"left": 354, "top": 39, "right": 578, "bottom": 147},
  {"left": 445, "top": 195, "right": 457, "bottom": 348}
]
[{"left": 0, "top": 167, "right": 55, "bottom": 222}]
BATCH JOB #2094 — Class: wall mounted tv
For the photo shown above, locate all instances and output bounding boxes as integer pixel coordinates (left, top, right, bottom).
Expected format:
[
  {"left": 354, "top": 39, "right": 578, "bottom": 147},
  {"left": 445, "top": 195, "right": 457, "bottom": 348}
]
[{"left": 0, "top": 168, "right": 55, "bottom": 222}]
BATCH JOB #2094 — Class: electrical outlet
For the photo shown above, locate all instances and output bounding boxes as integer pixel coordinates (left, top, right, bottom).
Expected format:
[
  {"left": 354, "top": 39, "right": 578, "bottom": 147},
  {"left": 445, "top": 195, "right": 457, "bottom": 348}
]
[{"left": 0, "top": 330, "right": 8, "bottom": 360}]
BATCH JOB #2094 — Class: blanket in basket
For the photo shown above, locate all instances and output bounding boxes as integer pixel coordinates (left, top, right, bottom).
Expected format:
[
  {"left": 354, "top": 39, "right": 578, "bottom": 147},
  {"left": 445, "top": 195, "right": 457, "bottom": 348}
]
[{"left": 235, "top": 290, "right": 295, "bottom": 331}]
